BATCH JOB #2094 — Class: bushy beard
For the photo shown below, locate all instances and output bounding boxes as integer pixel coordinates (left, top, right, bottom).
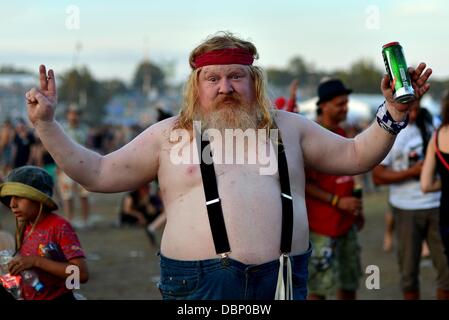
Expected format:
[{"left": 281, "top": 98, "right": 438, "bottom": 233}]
[{"left": 195, "top": 94, "right": 258, "bottom": 132}]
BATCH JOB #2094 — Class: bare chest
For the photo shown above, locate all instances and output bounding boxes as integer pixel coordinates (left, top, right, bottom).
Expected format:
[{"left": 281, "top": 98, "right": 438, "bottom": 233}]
[{"left": 158, "top": 130, "right": 304, "bottom": 206}]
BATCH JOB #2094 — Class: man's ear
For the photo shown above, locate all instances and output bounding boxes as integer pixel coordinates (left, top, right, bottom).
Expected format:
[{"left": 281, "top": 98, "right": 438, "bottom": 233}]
[
  {"left": 316, "top": 104, "right": 325, "bottom": 116},
  {"left": 319, "top": 101, "right": 328, "bottom": 109}
]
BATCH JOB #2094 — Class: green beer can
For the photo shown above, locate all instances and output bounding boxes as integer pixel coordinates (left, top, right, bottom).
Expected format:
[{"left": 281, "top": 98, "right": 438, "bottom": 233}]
[{"left": 382, "top": 42, "right": 415, "bottom": 103}]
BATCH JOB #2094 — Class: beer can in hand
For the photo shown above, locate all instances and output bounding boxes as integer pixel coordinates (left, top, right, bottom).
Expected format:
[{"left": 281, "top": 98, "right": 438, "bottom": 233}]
[{"left": 382, "top": 42, "right": 415, "bottom": 103}]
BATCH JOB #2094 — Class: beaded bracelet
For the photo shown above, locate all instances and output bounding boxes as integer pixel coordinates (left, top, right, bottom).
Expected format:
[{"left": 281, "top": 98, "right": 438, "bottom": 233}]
[{"left": 376, "top": 101, "right": 409, "bottom": 135}]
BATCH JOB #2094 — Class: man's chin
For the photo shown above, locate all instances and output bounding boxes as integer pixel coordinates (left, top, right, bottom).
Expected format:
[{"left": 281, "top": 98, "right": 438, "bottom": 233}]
[{"left": 210, "top": 111, "right": 256, "bottom": 131}]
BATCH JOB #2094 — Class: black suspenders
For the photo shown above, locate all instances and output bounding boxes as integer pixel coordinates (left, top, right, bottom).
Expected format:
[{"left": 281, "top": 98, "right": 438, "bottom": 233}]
[
  {"left": 198, "top": 138, "right": 231, "bottom": 255},
  {"left": 278, "top": 142, "right": 293, "bottom": 254},
  {"left": 198, "top": 130, "right": 293, "bottom": 257}
]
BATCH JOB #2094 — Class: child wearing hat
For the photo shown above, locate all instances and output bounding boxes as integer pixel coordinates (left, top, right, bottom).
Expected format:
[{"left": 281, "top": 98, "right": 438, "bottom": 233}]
[{"left": 0, "top": 166, "right": 88, "bottom": 300}]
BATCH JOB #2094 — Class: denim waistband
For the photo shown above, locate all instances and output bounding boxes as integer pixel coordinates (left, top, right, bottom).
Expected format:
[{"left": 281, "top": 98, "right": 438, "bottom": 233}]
[{"left": 159, "top": 242, "right": 312, "bottom": 276}]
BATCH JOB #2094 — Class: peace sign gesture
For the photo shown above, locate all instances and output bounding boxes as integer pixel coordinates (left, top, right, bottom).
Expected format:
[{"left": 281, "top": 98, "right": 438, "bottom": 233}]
[{"left": 25, "top": 65, "right": 58, "bottom": 125}]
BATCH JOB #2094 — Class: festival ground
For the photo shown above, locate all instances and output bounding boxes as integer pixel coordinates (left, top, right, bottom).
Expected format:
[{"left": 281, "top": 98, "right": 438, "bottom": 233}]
[{"left": 0, "top": 188, "right": 440, "bottom": 300}]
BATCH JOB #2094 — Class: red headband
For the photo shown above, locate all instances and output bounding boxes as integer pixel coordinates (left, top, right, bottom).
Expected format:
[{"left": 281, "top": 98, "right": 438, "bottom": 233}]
[{"left": 193, "top": 48, "right": 254, "bottom": 69}]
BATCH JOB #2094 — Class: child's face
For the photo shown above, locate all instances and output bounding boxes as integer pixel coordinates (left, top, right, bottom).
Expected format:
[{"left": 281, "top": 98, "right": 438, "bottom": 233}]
[{"left": 9, "top": 196, "right": 41, "bottom": 223}]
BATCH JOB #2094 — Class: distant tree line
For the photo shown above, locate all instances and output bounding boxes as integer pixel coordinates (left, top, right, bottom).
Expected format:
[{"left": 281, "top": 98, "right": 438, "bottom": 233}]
[
  {"left": 2, "top": 56, "right": 449, "bottom": 124},
  {"left": 266, "top": 56, "right": 449, "bottom": 99},
  {"left": 0, "top": 66, "right": 31, "bottom": 74},
  {"left": 0, "top": 61, "right": 167, "bottom": 125},
  {"left": 57, "top": 61, "right": 167, "bottom": 124}
]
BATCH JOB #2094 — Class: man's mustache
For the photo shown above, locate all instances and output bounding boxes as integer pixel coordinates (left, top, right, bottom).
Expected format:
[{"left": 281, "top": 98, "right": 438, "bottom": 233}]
[{"left": 214, "top": 94, "right": 243, "bottom": 107}]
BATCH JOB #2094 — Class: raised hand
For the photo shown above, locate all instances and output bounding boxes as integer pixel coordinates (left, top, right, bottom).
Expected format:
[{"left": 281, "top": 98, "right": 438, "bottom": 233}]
[
  {"left": 381, "top": 62, "right": 432, "bottom": 117},
  {"left": 289, "top": 79, "right": 299, "bottom": 95},
  {"left": 25, "top": 65, "right": 58, "bottom": 124}
]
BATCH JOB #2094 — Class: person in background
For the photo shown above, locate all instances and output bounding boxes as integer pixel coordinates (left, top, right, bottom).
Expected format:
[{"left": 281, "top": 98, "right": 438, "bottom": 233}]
[
  {"left": 373, "top": 98, "right": 449, "bottom": 300},
  {"left": 28, "top": 134, "right": 61, "bottom": 205},
  {"left": 382, "top": 209, "right": 430, "bottom": 258},
  {"left": 119, "top": 182, "right": 165, "bottom": 246},
  {"left": 0, "top": 120, "right": 15, "bottom": 179},
  {"left": 274, "top": 79, "right": 299, "bottom": 113},
  {"left": 57, "top": 105, "right": 90, "bottom": 228},
  {"left": 12, "top": 119, "right": 35, "bottom": 169},
  {"left": 0, "top": 166, "right": 88, "bottom": 300},
  {"left": 305, "top": 79, "right": 364, "bottom": 300},
  {"left": 421, "top": 89, "right": 449, "bottom": 272}
]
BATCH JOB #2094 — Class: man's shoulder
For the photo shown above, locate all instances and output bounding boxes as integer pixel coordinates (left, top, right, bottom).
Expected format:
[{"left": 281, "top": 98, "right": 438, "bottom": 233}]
[
  {"left": 128, "top": 116, "right": 180, "bottom": 149},
  {"left": 145, "top": 115, "right": 180, "bottom": 138},
  {"left": 153, "top": 115, "right": 179, "bottom": 129},
  {"left": 274, "top": 109, "right": 314, "bottom": 138},
  {"left": 274, "top": 109, "right": 309, "bottom": 126}
]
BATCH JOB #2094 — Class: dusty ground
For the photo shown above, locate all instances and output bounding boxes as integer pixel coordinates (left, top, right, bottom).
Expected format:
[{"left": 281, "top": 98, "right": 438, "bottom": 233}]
[{"left": 0, "top": 188, "right": 442, "bottom": 300}]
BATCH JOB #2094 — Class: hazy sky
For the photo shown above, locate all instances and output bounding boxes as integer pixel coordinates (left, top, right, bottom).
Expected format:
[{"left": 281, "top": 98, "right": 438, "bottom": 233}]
[{"left": 1, "top": 0, "right": 448, "bottom": 84}]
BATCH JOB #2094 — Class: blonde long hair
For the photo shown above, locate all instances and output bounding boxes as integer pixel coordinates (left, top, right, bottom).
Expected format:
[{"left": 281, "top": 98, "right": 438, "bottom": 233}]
[
  {"left": 174, "top": 32, "right": 274, "bottom": 133},
  {"left": 14, "top": 203, "right": 44, "bottom": 254}
]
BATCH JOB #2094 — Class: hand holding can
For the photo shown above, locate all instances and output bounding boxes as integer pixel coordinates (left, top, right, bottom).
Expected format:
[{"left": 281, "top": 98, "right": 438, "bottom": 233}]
[
  {"left": 380, "top": 43, "right": 432, "bottom": 119},
  {"left": 382, "top": 42, "right": 415, "bottom": 104}
]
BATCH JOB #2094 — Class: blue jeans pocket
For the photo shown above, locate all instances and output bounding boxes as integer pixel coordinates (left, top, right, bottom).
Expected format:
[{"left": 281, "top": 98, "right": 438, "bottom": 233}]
[{"left": 158, "top": 269, "right": 200, "bottom": 299}]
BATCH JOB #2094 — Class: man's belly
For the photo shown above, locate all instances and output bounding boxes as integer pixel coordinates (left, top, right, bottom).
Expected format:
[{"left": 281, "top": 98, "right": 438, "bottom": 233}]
[{"left": 159, "top": 184, "right": 309, "bottom": 265}]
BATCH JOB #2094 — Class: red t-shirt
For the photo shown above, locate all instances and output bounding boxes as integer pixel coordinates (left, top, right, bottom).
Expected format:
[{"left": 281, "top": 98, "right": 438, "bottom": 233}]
[
  {"left": 19, "top": 213, "right": 85, "bottom": 300},
  {"left": 305, "top": 127, "right": 356, "bottom": 237}
]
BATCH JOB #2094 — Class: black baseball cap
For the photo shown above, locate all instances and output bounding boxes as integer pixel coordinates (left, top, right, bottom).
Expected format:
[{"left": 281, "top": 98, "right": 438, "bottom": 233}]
[{"left": 317, "top": 79, "right": 352, "bottom": 105}]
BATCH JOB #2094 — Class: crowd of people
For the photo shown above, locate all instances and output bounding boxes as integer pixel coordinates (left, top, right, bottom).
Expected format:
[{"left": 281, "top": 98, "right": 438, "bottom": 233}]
[{"left": 0, "top": 31, "right": 448, "bottom": 300}]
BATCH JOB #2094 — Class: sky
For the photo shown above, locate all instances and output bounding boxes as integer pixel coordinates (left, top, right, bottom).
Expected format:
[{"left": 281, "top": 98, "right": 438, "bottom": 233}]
[{"left": 1, "top": 0, "right": 448, "bottom": 85}]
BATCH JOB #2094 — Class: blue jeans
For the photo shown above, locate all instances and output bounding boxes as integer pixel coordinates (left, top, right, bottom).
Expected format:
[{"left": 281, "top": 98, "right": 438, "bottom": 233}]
[{"left": 157, "top": 246, "right": 312, "bottom": 300}]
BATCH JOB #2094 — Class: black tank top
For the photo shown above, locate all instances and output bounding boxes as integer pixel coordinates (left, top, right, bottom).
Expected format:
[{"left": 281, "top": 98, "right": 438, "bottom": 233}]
[{"left": 436, "top": 128, "right": 449, "bottom": 226}]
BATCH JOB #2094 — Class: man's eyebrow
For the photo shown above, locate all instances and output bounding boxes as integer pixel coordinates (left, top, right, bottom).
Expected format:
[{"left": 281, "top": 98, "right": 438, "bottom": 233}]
[
  {"left": 202, "top": 70, "right": 217, "bottom": 77},
  {"left": 227, "top": 67, "right": 247, "bottom": 73},
  {"left": 201, "top": 66, "right": 247, "bottom": 77}
]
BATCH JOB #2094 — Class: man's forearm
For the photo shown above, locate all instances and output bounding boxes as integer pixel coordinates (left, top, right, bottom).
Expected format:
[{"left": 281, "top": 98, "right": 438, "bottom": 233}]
[
  {"left": 352, "top": 100, "right": 411, "bottom": 173},
  {"left": 351, "top": 121, "right": 396, "bottom": 173},
  {"left": 34, "top": 119, "right": 102, "bottom": 190}
]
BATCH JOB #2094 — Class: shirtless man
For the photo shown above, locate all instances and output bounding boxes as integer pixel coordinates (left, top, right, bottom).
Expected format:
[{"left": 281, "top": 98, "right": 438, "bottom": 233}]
[{"left": 25, "top": 32, "right": 432, "bottom": 300}]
